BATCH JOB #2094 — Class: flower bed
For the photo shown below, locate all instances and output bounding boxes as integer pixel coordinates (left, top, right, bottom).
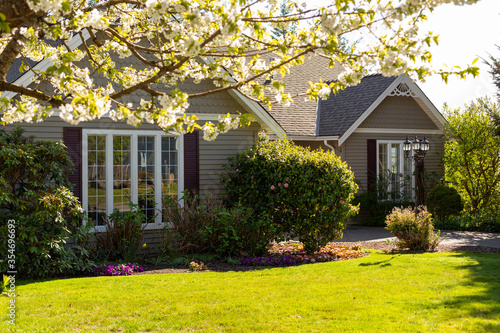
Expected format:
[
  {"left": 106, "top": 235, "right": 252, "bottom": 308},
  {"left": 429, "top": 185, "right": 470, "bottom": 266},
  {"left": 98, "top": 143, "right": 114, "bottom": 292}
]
[
  {"left": 93, "top": 263, "right": 145, "bottom": 276},
  {"left": 241, "top": 242, "right": 364, "bottom": 267}
]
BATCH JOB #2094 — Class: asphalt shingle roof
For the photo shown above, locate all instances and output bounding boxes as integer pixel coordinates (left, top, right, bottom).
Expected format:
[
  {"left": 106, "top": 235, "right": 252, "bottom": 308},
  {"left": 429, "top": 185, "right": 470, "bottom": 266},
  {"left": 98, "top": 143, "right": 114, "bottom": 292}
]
[
  {"left": 262, "top": 54, "right": 342, "bottom": 136},
  {"left": 317, "top": 74, "right": 397, "bottom": 137},
  {"left": 318, "top": 74, "right": 397, "bottom": 136}
]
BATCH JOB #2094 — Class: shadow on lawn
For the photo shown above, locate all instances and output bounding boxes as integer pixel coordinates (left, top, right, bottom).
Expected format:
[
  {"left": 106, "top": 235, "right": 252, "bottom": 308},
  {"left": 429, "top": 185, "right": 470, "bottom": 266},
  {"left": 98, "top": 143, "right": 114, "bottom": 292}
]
[
  {"left": 358, "top": 254, "right": 399, "bottom": 267},
  {"left": 440, "top": 252, "right": 500, "bottom": 332}
]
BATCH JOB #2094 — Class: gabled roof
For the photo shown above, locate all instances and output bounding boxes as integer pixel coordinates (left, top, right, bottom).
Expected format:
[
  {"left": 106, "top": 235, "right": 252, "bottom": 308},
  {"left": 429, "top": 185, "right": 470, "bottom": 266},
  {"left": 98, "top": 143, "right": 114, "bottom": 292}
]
[
  {"left": 317, "top": 75, "right": 398, "bottom": 137},
  {"left": 262, "top": 54, "right": 342, "bottom": 136}
]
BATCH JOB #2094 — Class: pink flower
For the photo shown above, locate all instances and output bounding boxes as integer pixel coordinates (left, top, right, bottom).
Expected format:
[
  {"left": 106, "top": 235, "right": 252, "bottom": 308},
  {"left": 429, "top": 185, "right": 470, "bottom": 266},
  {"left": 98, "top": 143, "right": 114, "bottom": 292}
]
[
  {"left": 340, "top": 200, "right": 344, "bottom": 204},
  {"left": 284, "top": 183, "right": 289, "bottom": 188},
  {"left": 278, "top": 183, "right": 281, "bottom": 187},
  {"left": 296, "top": 207, "right": 299, "bottom": 210},
  {"left": 319, "top": 187, "right": 322, "bottom": 190},
  {"left": 271, "top": 185, "right": 275, "bottom": 190},
  {"left": 236, "top": 169, "right": 239, "bottom": 172},
  {"left": 311, "top": 259, "right": 316, "bottom": 263}
]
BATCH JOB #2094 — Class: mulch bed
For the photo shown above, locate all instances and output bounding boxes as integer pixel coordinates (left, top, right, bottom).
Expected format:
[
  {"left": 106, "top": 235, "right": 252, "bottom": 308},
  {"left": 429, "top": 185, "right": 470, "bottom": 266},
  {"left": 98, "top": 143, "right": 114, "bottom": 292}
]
[{"left": 134, "top": 241, "right": 500, "bottom": 276}]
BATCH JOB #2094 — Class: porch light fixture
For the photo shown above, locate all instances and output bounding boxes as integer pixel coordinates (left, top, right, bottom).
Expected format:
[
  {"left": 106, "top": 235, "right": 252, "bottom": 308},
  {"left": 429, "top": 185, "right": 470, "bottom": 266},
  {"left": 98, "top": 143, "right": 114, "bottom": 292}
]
[
  {"left": 403, "top": 135, "right": 429, "bottom": 162},
  {"left": 403, "top": 135, "right": 430, "bottom": 206}
]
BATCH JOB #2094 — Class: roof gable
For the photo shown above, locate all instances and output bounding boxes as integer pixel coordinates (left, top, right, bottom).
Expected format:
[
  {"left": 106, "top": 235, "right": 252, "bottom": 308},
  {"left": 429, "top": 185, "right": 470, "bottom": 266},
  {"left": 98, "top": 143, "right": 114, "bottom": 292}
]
[{"left": 317, "top": 74, "right": 397, "bottom": 137}]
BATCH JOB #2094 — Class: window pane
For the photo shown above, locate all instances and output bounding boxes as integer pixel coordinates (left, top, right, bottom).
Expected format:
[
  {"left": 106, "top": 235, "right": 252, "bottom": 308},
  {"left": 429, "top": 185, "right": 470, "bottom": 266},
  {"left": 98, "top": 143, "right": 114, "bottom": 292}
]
[
  {"left": 138, "top": 136, "right": 155, "bottom": 223},
  {"left": 161, "top": 137, "right": 178, "bottom": 223},
  {"left": 403, "top": 154, "right": 413, "bottom": 199},
  {"left": 113, "top": 136, "right": 132, "bottom": 212},
  {"left": 390, "top": 144, "right": 400, "bottom": 200},
  {"left": 88, "top": 135, "right": 106, "bottom": 226}
]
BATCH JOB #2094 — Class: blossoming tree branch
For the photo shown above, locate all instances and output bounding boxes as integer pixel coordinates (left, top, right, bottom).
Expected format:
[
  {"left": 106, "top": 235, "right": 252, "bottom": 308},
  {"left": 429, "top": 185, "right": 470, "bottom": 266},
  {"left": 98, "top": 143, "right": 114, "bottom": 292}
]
[{"left": 0, "top": 0, "right": 480, "bottom": 140}]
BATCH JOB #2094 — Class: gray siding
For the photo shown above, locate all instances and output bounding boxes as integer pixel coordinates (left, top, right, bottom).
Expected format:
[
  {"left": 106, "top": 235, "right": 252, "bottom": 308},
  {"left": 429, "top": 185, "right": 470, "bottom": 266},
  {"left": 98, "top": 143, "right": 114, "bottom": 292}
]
[
  {"left": 343, "top": 132, "right": 444, "bottom": 192},
  {"left": 360, "top": 96, "right": 440, "bottom": 130},
  {"left": 198, "top": 123, "right": 259, "bottom": 197}
]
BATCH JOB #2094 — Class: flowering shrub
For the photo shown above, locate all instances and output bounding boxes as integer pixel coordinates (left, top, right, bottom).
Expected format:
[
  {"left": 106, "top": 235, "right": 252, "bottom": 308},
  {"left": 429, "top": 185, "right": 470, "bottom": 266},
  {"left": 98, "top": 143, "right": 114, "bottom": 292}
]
[
  {"left": 221, "top": 137, "right": 359, "bottom": 253},
  {"left": 189, "top": 261, "right": 207, "bottom": 272},
  {"left": 93, "top": 263, "right": 144, "bottom": 276}
]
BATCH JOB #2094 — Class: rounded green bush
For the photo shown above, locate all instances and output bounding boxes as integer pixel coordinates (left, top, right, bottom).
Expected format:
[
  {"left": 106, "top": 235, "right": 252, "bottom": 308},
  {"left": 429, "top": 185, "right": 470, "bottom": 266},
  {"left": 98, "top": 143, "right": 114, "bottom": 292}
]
[
  {"left": 425, "top": 185, "right": 463, "bottom": 220},
  {"left": 221, "top": 136, "right": 358, "bottom": 253}
]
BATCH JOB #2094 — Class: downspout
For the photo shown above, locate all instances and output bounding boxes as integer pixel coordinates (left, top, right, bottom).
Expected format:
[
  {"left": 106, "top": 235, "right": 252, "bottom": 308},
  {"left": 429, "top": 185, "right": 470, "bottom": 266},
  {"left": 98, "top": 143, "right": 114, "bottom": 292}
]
[{"left": 323, "top": 139, "right": 335, "bottom": 152}]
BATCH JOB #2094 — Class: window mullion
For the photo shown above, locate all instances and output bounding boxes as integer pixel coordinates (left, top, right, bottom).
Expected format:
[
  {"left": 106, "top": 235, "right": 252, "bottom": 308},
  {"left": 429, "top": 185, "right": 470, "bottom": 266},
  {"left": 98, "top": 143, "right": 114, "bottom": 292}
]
[
  {"left": 131, "top": 134, "right": 138, "bottom": 206},
  {"left": 82, "top": 132, "right": 88, "bottom": 226},
  {"left": 154, "top": 134, "right": 162, "bottom": 224},
  {"left": 105, "top": 134, "right": 113, "bottom": 217}
]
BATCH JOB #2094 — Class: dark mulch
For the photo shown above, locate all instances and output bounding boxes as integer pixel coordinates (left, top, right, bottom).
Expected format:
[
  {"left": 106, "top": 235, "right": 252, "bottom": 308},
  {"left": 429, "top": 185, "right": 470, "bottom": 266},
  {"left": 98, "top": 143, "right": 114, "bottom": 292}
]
[{"left": 134, "top": 241, "right": 500, "bottom": 276}]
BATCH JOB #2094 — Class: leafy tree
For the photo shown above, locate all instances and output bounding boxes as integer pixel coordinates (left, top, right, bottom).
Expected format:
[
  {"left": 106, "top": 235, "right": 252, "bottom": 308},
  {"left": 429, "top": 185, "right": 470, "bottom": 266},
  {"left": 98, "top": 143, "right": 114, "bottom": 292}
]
[
  {"left": 487, "top": 45, "right": 500, "bottom": 136},
  {"left": 443, "top": 99, "right": 500, "bottom": 213},
  {"left": 271, "top": 1, "right": 297, "bottom": 40},
  {"left": 0, "top": 0, "right": 480, "bottom": 140}
]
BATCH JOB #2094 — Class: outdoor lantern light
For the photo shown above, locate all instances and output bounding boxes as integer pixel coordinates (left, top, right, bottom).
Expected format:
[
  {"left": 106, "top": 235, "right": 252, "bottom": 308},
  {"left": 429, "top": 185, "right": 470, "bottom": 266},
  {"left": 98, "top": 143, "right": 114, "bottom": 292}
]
[
  {"left": 420, "top": 136, "right": 430, "bottom": 152},
  {"left": 412, "top": 135, "right": 420, "bottom": 151},
  {"left": 403, "top": 136, "right": 412, "bottom": 157},
  {"left": 403, "top": 135, "right": 431, "bottom": 206}
]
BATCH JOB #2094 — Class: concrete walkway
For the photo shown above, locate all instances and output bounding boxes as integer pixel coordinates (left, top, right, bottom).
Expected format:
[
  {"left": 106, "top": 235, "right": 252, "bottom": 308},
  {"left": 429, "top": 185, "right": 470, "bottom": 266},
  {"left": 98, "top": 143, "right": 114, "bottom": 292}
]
[{"left": 338, "top": 225, "right": 500, "bottom": 248}]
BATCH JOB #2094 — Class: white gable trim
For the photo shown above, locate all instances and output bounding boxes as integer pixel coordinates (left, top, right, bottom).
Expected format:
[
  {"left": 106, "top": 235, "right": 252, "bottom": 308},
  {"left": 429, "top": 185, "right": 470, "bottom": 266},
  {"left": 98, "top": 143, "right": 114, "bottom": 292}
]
[
  {"left": 338, "top": 75, "right": 445, "bottom": 146},
  {"left": 354, "top": 128, "right": 442, "bottom": 135},
  {"left": 1, "top": 30, "right": 91, "bottom": 99}
]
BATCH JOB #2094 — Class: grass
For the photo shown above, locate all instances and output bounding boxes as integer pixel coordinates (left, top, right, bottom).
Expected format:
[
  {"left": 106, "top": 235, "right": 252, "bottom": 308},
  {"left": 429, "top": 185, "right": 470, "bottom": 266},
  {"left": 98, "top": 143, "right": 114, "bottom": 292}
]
[{"left": 2, "top": 251, "right": 500, "bottom": 332}]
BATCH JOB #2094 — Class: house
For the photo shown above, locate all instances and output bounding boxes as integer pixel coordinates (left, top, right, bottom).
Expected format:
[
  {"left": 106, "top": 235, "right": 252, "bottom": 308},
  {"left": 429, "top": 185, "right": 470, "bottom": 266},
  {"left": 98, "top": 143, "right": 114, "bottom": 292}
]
[
  {"left": 2, "top": 40, "right": 445, "bottom": 240},
  {"left": 264, "top": 65, "right": 446, "bottom": 200}
]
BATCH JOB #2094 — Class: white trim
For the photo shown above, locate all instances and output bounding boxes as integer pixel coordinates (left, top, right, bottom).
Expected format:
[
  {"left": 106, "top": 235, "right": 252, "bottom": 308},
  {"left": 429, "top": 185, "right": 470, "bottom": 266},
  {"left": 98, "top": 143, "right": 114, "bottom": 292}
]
[
  {"left": 1, "top": 30, "right": 91, "bottom": 99},
  {"left": 338, "top": 75, "right": 445, "bottom": 146},
  {"left": 354, "top": 128, "right": 442, "bottom": 135},
  {"left": 288, "top": 135, "right": 340, "bottom": 141},
  {"left": 338, "top": 76, "right": 403, "bottom": 146},
  {"left": 82, "top": 129, "right": 182, "bottom": 232}
]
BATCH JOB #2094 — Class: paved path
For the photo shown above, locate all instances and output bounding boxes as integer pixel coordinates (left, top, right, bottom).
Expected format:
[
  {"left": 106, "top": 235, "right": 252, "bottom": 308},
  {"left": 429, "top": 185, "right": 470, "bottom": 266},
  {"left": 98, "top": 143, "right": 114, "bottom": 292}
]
[{"left": 339, "top": 225, "right": 500, "bottom": 248}]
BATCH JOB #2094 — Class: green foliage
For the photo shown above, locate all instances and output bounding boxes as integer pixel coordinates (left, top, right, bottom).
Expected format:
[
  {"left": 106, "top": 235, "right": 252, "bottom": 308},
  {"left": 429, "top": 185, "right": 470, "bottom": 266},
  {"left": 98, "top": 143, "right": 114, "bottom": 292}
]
[
  {"left": 433, "top": 210, "right": 500, "bottom": 233},
  {"left": 352, "top": 172, "right": 413, "bottom": 226},
  {"left": 0, "top": 127, "right": 94, "bottom": 278},
  {"left": 385, "top": 206, "right": 441, "bottom": 251},
  {"left": 425, "top": 185, "right": 463, "bottom": 220},
  {"left": 93, "top": 204, "right": 146, "bottom": 262},
  {"left": 443, "top": 99, "right": 500, "bottom": 213},
  {"left": 221, "top": 136, "right": 358, "bottom": 253},
  {"left": 0, "top": 275, "right": 10, "bottom": 294},
  {"left": 163, "top": 191, "right": 276, "bottom": 256}
]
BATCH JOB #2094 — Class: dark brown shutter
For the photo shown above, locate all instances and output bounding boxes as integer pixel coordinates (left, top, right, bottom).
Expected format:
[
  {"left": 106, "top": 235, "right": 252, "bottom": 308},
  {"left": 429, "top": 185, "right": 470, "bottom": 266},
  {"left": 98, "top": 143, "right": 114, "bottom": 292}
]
[
  {"left": 63, "top": 127, "right": 82, "bottom": 201},
  {"left": 184, "top": 131, "right": 199, "bottom": 195},
  {"left": 367, "top": 139, "right": 377, "bottom": 192}
]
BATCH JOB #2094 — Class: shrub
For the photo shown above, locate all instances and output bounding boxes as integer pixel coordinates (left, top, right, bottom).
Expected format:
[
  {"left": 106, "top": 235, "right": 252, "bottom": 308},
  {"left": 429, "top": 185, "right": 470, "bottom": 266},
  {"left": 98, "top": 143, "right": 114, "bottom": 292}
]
[
  {"left": 93, "top": 205, "right": 147, "bottom": 262},
  {"left": 433, "top": 210, "right": 500, "bottom": 233},
  {"left": 221, "top": 136, "right": 358, "bottom": 253},
  {"left": 385, "top": 206, "right": 441, "bottom": 251},
  {"left": 0, "top": 127, "right": 94, "bottom": 278},
  {"left": 162, "top": 191, "right": 276, "bottom": 256},
  {"left": 425, "top": 185, "right": 463, "bottom": 220}
]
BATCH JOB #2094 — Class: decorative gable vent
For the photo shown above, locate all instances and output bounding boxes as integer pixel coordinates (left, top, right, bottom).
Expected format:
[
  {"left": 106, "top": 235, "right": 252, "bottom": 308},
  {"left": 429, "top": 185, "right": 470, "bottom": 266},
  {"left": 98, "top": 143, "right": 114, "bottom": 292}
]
[{"left": 388, "top": 82, "right": 416, "bottom": 97}]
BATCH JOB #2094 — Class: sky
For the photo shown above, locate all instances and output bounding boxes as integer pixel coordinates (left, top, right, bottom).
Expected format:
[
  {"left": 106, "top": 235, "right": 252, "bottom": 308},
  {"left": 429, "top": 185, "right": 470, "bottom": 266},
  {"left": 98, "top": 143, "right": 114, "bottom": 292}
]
[{"left": 417, "top": 0, "right": 500, "bottom": 111}]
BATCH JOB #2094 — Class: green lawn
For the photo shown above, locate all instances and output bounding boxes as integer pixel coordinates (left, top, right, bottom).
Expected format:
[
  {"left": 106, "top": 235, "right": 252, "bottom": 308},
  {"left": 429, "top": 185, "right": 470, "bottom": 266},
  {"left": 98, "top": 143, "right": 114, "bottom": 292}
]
[{"left": 2, "top": 251, "right": 500, "bottom": 332}]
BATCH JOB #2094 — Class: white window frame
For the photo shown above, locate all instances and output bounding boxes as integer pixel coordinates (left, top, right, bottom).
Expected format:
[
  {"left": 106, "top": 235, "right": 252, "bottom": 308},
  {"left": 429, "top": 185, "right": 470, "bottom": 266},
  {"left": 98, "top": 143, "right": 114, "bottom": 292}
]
[
  {"left": 376, "top": 140, "right": 414, "bottom": 201},
  {"left": 82, "top": 129, "right": 184, "bottom": 232}
]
